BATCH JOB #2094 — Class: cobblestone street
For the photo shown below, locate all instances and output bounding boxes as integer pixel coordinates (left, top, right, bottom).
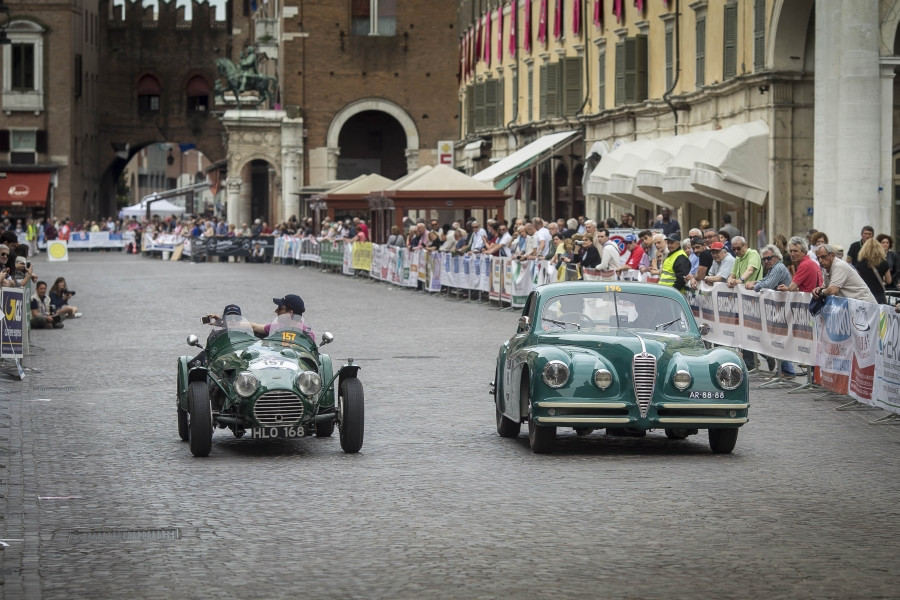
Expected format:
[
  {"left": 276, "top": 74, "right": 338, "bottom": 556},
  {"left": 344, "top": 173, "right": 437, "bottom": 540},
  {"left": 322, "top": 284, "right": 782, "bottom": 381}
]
[{"left": 2, "top": 253, "right": 899, "bottom": 599}]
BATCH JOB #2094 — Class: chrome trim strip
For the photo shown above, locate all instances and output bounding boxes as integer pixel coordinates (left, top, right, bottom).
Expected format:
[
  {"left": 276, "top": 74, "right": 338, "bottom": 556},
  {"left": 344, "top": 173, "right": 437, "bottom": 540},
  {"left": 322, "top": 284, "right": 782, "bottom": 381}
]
[
  {"left": 535, "top": 401, "right": 628, "bottom": 409},
  {"left": 657, "top": 417, "right": 749, "bottom": 424},
  {"left": 658, "top": 403, "right": 749, "bottom": 410},
  {"left": 535, "top": 416, "right": 632, "bottom": 424}
]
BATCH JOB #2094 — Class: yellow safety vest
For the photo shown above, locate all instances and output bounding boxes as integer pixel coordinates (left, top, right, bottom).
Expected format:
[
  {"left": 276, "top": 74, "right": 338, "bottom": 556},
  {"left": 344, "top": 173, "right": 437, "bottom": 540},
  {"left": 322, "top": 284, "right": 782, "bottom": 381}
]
[
  {"left": 659, "top": 248, "right": 686, "bottom": 288},
  {"left": 26, "top": 223, "right": 37, "bottom": 241}
]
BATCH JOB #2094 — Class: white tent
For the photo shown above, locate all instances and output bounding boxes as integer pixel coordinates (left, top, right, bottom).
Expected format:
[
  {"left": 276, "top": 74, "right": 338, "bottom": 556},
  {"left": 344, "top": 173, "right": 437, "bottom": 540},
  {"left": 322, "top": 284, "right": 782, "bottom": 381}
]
[{"left": 120, "top": 198, "right": 187, "bottom": 219}]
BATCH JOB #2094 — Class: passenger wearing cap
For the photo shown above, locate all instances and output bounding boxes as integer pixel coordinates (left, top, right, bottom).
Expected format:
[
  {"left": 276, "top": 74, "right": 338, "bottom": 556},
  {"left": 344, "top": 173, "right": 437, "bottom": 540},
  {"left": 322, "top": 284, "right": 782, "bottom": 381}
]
[
  {"left": 659, "top": 233, "right": 691, "bottom": 291},
  {"left": 685, "top": 236, "right": 713, "bottom": 289},
  {"left": 703, "top": 241, "right": 736, "bottom": 284}
]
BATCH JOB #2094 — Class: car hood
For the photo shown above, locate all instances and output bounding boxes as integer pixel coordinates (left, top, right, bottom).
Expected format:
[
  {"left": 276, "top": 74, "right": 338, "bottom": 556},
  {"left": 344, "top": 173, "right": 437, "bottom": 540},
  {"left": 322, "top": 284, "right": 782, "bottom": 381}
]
[{"left": 536, "top": 330, "right": 709, "bottom": 364}]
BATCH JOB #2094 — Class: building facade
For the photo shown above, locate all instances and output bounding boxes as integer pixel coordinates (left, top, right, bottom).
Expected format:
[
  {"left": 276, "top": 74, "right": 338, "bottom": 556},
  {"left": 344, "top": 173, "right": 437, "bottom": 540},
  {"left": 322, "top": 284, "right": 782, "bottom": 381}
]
[
  {"left": 457, "top": 0, "right": 900, "bottom": 250},
  {"left": 226, "top": 0, "right": 460, "bottom": 225}
]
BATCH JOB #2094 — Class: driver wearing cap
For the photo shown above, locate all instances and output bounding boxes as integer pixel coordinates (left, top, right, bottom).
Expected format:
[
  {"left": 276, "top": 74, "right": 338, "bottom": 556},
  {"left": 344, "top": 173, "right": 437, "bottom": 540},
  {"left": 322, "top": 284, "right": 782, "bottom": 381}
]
[{"left": 249, "top": 294, "right": 316, "bottom": 341}]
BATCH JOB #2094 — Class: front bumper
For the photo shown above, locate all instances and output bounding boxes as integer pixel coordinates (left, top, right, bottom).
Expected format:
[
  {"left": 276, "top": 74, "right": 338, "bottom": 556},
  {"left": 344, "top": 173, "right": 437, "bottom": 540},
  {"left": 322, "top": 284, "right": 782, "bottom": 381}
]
[{"left": 531, "top": 399, "right": 749, "bottom": 429}]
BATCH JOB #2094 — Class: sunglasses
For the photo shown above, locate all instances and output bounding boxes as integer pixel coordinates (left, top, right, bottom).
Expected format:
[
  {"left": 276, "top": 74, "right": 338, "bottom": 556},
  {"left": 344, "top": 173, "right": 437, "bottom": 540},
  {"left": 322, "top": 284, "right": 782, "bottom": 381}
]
[
  {"left": 762, "top": 256, "right": 774, "bottom": 261},
  {"left": 0, "top": 253, "right": 6, "bottom": 257}
]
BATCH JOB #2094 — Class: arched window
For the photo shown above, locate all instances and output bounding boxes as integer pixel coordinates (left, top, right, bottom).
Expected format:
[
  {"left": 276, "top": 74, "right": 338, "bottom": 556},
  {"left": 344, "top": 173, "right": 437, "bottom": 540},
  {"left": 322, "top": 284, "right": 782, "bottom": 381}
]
[
  {"left": 186, "top": 76, "right": 209, "bottom": 112},
  {"left": 137, "top": 74, "right": 161, "bottom": 112}
]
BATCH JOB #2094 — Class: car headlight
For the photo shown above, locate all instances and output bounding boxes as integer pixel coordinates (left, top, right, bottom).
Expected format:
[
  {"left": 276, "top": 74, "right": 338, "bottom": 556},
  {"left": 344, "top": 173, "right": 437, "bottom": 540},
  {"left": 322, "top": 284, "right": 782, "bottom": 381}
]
[
  {"left": 234, "top": 371, "right": 259, "bottom": 398},
  {"left": 716, "top": 363, "right": 743, "bottom": 390},
  {"left": 542, "top": 361, "right": 569, "bottom": 388},
  {"left": 673, "top": 369, "right": 692, "bottom": 390},
  {"left": 295, "top": 370, "right": 322, "bottom": 396},
  {"left": 594, "top": 369, "right": 613, "bottom": 390}
]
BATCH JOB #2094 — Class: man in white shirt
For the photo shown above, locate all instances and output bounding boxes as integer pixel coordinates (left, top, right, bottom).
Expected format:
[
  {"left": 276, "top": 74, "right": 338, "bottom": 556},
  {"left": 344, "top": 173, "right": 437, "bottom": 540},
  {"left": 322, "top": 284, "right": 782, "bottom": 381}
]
[
  {"left": 596, "top": 228, "right": 622, "bottom": 280},
  {"left": 532, "top": 218, "right": 552, "bottom": 259},
  {"left": 467, "top": 221, "right": 488, "bottom": 254}
]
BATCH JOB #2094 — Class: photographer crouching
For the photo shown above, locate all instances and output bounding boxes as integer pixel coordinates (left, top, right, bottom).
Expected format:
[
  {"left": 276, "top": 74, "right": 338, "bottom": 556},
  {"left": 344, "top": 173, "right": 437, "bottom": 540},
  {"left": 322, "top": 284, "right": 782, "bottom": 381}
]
[{"left": 49, "top": 277, "right": 82, "bottom": 319}]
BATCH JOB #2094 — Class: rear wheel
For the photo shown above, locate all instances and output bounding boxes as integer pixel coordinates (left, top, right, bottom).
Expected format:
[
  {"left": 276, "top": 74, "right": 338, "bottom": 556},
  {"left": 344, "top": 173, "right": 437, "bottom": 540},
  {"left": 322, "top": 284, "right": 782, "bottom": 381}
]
[
  {"left": 188, "top": 381, "right": 212, "bottom": 457},
  {"left": 338, "top": 379, "right": 364, "bottom": 453},
  {"left": 708, "top": 428, "right": 739, "bottom": 454},
  {"left": 494, "top": 367, "right": 520, "bottom": 438},
  {"left": 665, "top": 428, "right": 690, "bottom": 440}
]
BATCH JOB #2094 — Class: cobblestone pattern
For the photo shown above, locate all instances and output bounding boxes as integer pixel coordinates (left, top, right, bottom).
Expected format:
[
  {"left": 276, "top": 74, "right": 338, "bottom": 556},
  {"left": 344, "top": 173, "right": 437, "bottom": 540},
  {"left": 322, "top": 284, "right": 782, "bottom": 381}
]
[{"left": 1, "top": 254, "right": 899, "bottom": 599}]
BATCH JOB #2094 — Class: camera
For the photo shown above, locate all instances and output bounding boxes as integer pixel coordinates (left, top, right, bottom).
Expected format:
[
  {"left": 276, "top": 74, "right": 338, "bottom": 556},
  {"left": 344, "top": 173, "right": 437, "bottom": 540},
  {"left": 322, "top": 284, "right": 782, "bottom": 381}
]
[
  {"left": 64, "top": 290, "right": 76, "bottom": 296},
  {"left": 26, "top": 262, "right": 31, "bottom": 269},
  {"left": 575, "top": 240, "right": 587, "bottom": 246},
  {"left": 201, "top": 315, "right": 212, "bottom": 324}
]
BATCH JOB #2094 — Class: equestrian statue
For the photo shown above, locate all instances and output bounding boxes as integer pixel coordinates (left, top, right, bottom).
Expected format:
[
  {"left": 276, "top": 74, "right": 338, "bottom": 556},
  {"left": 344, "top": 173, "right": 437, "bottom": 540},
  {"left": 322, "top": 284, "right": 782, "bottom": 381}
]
[{"left": 215, "top": 46, "right": 279, "bottom": 108}]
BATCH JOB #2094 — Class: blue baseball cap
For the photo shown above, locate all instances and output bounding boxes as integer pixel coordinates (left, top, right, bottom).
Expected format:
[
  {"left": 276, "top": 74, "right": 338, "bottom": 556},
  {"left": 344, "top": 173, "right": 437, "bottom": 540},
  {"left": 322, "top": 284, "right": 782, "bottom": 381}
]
[
  {"left": 273, "top": 294, "right": 305, "bottom": 315},
  {"left": 624, "top": 234, "right": 637, "bottom": 243},
  {"left": 223, "top": 304, "right": 242, "bottom": 316}
]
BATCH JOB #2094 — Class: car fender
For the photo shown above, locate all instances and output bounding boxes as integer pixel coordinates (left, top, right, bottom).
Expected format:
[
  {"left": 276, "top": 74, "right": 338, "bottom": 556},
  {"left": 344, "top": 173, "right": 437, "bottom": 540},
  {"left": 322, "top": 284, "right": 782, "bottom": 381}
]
[
  {"left": 319, "top": 353, "right": 335, "bottom": 409},
  {"left": 176, "top": 357, "right": 190, "bottom": 410}
]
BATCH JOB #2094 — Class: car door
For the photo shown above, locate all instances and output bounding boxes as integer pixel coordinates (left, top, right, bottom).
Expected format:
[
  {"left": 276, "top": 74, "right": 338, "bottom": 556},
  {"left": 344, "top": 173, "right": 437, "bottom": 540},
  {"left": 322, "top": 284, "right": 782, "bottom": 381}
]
[{"left": 504, "top": 291, "right": 538, "bottom": 421}]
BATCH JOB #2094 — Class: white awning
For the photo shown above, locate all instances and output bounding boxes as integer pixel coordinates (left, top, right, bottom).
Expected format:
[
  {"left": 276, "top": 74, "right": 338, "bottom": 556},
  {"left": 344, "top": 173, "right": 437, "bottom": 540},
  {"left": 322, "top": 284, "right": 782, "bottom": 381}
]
[
  {"left": 587, "top": 121, "right": 770, "bottom": 209},
  {"left": 473, "top": 130, "right": 582, "bottom": 189},
  {"left": 464, "top": 139, "right": 485, "bottom": 159}
]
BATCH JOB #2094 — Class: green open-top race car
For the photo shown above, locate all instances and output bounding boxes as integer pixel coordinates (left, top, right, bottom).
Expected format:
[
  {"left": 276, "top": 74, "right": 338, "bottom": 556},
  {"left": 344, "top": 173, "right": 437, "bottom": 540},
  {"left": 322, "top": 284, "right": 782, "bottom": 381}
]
[{"left": 176, "top": 314, "right": 364, "bottom": 457}]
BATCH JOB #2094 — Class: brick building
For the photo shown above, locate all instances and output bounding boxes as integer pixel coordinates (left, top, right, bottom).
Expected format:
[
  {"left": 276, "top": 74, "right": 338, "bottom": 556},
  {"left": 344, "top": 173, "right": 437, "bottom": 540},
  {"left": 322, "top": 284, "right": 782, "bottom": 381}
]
[{"left": 223, "top": 0, "right": 460, "bottom": 226}]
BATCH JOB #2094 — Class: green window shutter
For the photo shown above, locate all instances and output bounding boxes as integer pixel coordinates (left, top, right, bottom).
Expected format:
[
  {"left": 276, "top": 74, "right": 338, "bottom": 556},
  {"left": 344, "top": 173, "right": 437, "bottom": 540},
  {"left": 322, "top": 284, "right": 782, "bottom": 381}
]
[
  {"left": 563, "top": 57, "right": 583, "bottom": 116},
  {"left": 623, "top": 37, "right": 637, "bottom": 104},
  {"left": 635, "top": 35, "right": 648, "bottom": 102},
  {"left": 511, "top": 70, "right": 518, "bottom": 123},
  {"left": 499, "top": 77, "right": 505, "bottom": 126},
  {"left": 467, "top": 85, "right": 475, "bottom": 135},
  {"left": 614, "top": 40, "right": 625, "bottom": 106},
  {"left": 546, "top": 62, "right": 560, "bottom": 118},
  {"left": 598, "top": 49, "right": 606, "bottom": 110},
  {"left": 665, "top": 28, "right": 673, "bottom": 89},
  {"left": 723, "top": 4, "right": 737, "bottom": 80},
  {"left": 539, "top": 64, "right": 548, "bottom": 119},
  {"left": 485, "top": 79, "right": 498, "bottom": 128},
  {"left": 528, "top": 68, "right": 534, "bottom": 122},
  {"left": 696, "top": 17, "right": 706, "bottom": 87},
  {"left": 475, "top": 82, "right": 486, "bottom": 130},
  {"left": 754, "top": 0, "right": 765, "bottom": 71}
]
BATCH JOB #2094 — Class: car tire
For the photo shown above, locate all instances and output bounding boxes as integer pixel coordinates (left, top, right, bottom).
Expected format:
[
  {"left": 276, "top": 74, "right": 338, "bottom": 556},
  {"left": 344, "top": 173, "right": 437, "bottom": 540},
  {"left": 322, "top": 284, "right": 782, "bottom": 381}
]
[
  {"left": 338, "top": 379, "right": 364, "bottom": 454},
  {"left": 316, "top": 418, "right": 335, "bottom": 438},
  {"left": 708, "top": 428, "right": 739, "bottom": 454},
  {"left": 177, "top": 407, "right": 189, "bottom": 441},
  {"left": 528, "top": 418, "right": 556, "bottom": 453},
  {"left": 188, "top": 381, "right": 213, "bottom": 457},
  {"left": 496, "top": 405, "right": 521, "bottom": 438},
  {"left": 665, "top": 428, "right": 690, "bottom": 440}
]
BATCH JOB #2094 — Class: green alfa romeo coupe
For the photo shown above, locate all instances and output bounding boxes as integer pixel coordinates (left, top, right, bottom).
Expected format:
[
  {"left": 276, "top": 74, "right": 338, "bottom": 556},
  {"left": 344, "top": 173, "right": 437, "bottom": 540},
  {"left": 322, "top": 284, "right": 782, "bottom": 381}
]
[
  {"left": 492, "top": 282, "right": 749, "bottom": 454},
  {"left": 176, "top": 314, "right": 364, "bottom": 457}
]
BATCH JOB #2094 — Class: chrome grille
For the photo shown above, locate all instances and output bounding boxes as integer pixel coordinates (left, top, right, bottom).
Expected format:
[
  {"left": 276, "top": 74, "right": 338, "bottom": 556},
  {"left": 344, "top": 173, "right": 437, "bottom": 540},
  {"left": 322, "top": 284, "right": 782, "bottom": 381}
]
[
  {"left": 253, "top": 390, "right": 304, "bottom": 426},
  {"left": 633, "top": 353, "right": 657, "bottom": 418}
]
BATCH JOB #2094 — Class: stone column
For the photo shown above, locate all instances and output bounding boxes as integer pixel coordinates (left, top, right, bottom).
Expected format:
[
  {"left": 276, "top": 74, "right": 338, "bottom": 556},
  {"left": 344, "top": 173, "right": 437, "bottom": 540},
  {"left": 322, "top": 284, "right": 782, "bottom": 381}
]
[
  {"left": 281, "top": 116, "right": 305, "bottom": 222},
  {"left": 881, "top": 64, "right": 896, "bottom": 232},
  {"left": 815, "top": 1, "right": 881, "bottom": 248},
  {"left": 226, "top": 177, "right": 244, "bottom": 227},
  {"left": 326, "top": 148, "right": 341, "bottom": 182}
]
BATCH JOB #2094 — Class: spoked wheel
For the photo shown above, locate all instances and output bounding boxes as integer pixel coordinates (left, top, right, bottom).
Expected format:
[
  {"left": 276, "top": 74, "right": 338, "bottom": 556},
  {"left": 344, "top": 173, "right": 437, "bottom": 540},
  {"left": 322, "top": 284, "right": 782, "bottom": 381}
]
[
  {"left": 708, "top": 428, "right": 739, "bottom": 454},
  {"left": 187, "top": 381, "right": 213, "bottom": 457},
  {"left": 338, "top": 379, "right": 365, "bottom": 453},
  {"left": 177, "top": 407, "right": 189, "bottom": 441},
  {"left": 316, "top": 418, "right": 335, "bottom": 438}
]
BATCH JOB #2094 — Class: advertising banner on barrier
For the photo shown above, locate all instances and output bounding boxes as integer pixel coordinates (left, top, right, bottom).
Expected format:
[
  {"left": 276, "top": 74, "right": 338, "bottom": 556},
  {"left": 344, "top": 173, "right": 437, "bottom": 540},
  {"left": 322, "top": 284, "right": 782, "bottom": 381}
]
[
  {"left": 319, "top": 241, "right": 343, "bottom": 267},
  {"left": 351, "top": 242, "right": 373, "bottom": 271},
  {"left": 427, "top": 253, "right": 442, "bottom": 292},
  {"left": 299, "top": 238, "right": 320, "bottom": 262},
  {"left": 816, "top": 297, "right": 853, "bottom": 395},
  {"left": 490, "top": 257, "right": 503, "bottom": 301},
  {"left": 874, "top": 305, "right": 900, "bottom": 414},
  {"left": 342, "top": 242, "right": 355, "bottom": 275},
  {"left": 509, "top": 260, "right": 533, "bottom": 308},
  {"left": 1, "top": 287, "right": 25, "bottom": 359}
]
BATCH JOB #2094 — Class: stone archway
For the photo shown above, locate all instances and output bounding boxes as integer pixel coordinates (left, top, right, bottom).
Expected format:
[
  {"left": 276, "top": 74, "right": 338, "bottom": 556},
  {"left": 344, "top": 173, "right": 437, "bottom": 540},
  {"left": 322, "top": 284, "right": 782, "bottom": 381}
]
[{"left": 325, "top": 99, "right": 420, "bottom": 181}]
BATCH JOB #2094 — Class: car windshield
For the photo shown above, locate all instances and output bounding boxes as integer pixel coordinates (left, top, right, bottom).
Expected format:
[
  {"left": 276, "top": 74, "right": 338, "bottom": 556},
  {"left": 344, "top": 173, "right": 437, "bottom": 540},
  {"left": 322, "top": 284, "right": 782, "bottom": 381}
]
[
  {"left": 267, "top": 313, "right": 310, "bottom": 336},
  {"left": 540, "top": 291, "right": 690, "bottom": 333},
  {"left": 211, "top": 314, "right": 255, "bottom": 335}
]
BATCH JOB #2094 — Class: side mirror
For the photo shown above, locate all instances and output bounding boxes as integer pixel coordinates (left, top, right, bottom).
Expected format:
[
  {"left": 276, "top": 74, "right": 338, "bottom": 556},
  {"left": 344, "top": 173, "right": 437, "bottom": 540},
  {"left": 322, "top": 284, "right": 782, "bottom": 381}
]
[
  {"left": 699, "top": 323, "right": 711, "bottom": 336},
  {"left": 517, "top": 316, "right": 531, "bottom": 334},
  {"left": 319, "top": 332, "right": 334, "bottom": 348},
  {"left": 187, "top": 334, "right": 203, "bottom": 348}
]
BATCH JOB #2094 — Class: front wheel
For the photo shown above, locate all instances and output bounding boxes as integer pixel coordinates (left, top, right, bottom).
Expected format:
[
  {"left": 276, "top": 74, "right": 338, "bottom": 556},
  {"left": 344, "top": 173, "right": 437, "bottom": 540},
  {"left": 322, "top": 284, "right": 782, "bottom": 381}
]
[
  {"left": 338, "top": 379, "right": 364, "bottom": 453},
  {"left": 188, "top": 381, "right": 212, "bottom": 457},
  {"left": 525, "top": 378, "right": 555, "bottom": 453},
  {"left": 708, "top": 428, "right": 739, "bottom": 454}
]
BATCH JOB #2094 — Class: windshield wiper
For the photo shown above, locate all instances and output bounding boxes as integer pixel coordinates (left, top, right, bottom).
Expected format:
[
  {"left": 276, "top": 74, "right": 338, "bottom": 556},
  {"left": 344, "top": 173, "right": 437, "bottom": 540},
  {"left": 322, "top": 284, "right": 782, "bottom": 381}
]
[
  {"left": 655, "top": 317, "right": 681, "bottom": 331},
  {"left": 543, "top": 317, "right": 581, "bottom": 330}
]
